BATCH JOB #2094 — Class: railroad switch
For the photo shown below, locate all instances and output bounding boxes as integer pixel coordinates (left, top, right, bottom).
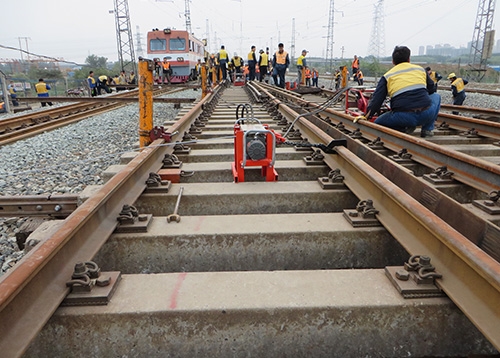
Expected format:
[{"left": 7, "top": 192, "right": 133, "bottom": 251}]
[
  {"left": 423, "top": 166, "right": 455, "bottom": 185},
  {"left": 385, "top": 255, "right": 444, "bottom": 299},
  {"left": 162, "top": 153, "right": 182, "bottom": 169},
  {"left": 144, "top": 172, "right": 172, "bottom": 193},
  {"left": 389, "top": 148, "right": 413, "bottom": 164},
  {"left": 115, "top": 204, "right": 152, "bottom": 233},
  {"left": 63, "top": 261, "right": 121, "bottom": 306},
  {"left": 318, "top": 169, "right": 345, "bottom": 190},
  {"left": 343, "top": 199, "right": 381, "bottom": 227},
  {"left": 473, "top": 190, "right": 500, "bottom": 215}
]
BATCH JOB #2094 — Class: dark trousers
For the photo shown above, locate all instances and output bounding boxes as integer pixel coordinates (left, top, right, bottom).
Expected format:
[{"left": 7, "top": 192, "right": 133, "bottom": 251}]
[
  {"left": 259, "top": 66, "right": 267, "bottom": 82},
  {"left": 248, "top": 60, "right": 256, "bottom": 81}
]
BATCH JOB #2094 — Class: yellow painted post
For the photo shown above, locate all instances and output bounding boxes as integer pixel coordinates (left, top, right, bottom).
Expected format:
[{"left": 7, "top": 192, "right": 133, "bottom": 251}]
[
  {"left": 139, "top": 58, "right": 154, "bottom": 148},
  {"left": 301, "top": 69, "right": 305, "bottom": 86},
  {"left": 201, "top": 64, "right": 208, "bottom": 99},
  {"left": 212, "top": 67, "right": 217, "bottom": 88}
]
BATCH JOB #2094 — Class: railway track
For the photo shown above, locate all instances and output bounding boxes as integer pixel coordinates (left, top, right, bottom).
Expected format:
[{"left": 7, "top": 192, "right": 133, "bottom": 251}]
[
  {"left": 0, "top": 87, "right": 193, "bottom": 146},
  {"left": 0, "top": 81, "right": 499, "bottom": 357}
]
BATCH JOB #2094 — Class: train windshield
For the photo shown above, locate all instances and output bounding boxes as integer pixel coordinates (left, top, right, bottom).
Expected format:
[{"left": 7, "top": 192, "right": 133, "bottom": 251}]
[
  {"left": 170, "top": 38, "right": 186, "bottom": 51},
  {"left": 150, "top": 39, "right": 166, "bottom": 51}
]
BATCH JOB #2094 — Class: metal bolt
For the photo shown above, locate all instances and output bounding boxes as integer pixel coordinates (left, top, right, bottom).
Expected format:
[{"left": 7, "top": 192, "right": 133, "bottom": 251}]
[
  {"left": 54, "top": 205, "right": 62, "bottom": 212},
  {"left": 395, "top": 269, "right": 410, "bottom": 281},
  {"left": 36, "top": 205, "right": 43, "bottom": 211},
  {"left": 419, "top": 255, "right": 431, "bottom": 266}
]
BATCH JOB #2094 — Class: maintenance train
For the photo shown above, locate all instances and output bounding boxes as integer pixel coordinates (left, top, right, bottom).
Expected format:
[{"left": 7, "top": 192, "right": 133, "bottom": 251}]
[{"left": 147, "top": 28, "right": 205, "bottom": 83}]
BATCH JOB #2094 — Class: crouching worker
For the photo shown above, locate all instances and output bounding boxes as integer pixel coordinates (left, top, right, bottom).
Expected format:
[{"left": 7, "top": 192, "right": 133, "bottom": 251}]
[
  {"left": 354, "top": 46, "right": 441, "bottom": 138},
  {"left": 97, "top": 75, "right": 112, "bottom": 95}
]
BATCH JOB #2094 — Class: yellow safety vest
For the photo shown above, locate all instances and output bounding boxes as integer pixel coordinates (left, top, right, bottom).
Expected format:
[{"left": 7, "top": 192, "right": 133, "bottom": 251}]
[
  {"left": 219, "top": 49, "right": 228, "bottom": 60},
  {"left": 35, "top": 82, "right": 49, "bottom": 94},
  {"left": 248, "top": 51, "right": 255, "bottom": 61},
  {"left": 275, "top": 51, "right": 288, "bottom": 65},
  {"left": 297, "top": 55, "right": 305, "bottom": 66},
  {"left": 98, "top": 75, "right": 108, "bottom": 82},
  {"left": 429, "top": 71, "right": 438, "bottom": 83},
  {"left": 384, "top": 62, "right": 426, "bottom": 98},
  {"left": 451, "top": 78, "right": 465, "bottom": 93},
  {"left": 260, "top": 53, "right": 269, "bottom": 66},
  {"left": 232, "top": 57, "right": 242, "bottom": 67},
  {"left": 87, "top": 76, "right": 96, "bottom": 85}
]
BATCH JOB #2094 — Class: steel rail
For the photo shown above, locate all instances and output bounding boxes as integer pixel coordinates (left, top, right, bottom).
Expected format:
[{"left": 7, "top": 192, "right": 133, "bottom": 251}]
[
  {"left": 270, "top": 93, "right": 500, "bottom": 350},
  {"left": 0, "top": 88, "right": 182, "bottom": 146},
  {"left": 440, "top": 104, "right": 500, "bottom": 118},
  {"left": 437, "top": 85, "right": 500, "bottom": 96},
  {"left": 0, "top": 84, "right": 222, "bottom": 357},
  {"left": 19, "top": 96, "right": 196, "bottom": 104},
  {"left": 0, "top": 194, "right": 78, "bottom": 217},
  {"left": 253, "top": 83, "right": 500, "bottom": 193},
  {"left": 436, "top": 112, "right": 500, "bottom": 140}
]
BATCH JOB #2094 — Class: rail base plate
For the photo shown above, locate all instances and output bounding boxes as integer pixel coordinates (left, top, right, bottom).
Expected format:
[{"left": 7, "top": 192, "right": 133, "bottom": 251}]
[
  {"left": 422, "top": 174, "right": 454, "bottom": 185},
  {"left": 385, "top": 266, "right": 445, "bottom": 299},
  {"left": 342, "top": 209, "right": 381, "bottom": 227},
  {"left": 472, "top": 200, "right": 500, "bottom": 215},
  {"left": 62, "top": 271, "right": 121, "bottom": 306},
  {"left": 115, "top": 214, "right": 153, "bottom": 233},
  {"left": 144, "top": 180, "right": 172, "bottom": 194},
  {"left": 317, "top": 178, "right": 345, "bottom": 190}
]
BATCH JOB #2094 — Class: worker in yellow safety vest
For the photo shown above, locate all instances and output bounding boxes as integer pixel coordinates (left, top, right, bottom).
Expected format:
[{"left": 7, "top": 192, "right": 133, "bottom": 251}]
[
  {"left": 35, "top": 78, "right": 53, "bottom": 107},
  {"left": 247, "top": 46, "right": 257, "bottom": 81},
  {"left": 296, "top": 49, "right": 308, "bottom": 85},
  {"left": 231, "top": 53, "right": 243, "bottom": 73},
  {"left": 217, "top": 45, "right": 229, "bottom": 80},
  {"left": 258, "top": 49, "right": 269, "bottom": 82}
]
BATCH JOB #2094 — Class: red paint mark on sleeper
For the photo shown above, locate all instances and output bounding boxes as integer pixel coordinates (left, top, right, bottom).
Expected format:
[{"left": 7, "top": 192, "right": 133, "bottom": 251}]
[
  {"left": 169, "top": 272, "right": 187, "bottom": 309},
  {"left": 193, "top": 216, "right": 205, "bottom": 232}
]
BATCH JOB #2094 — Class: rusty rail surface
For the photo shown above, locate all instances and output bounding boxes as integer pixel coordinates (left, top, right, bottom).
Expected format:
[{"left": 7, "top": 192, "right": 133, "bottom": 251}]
[
  {"left": 0, "top": 87, "right": 184, "bottom": 146},
  {"left": 0, "top": 84, "right": 223, "bottom": 357},
  {"left": 0, "top": 194, "right": 78, "bottom": 217},
  {"left": 250, "top": 81, "right": 500, "bottom": 350}
]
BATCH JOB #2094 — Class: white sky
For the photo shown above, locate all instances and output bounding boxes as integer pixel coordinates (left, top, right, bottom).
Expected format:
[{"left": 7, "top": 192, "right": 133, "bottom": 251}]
[{"left": 0, "top": 0, "right": 497, "bottom": 65}]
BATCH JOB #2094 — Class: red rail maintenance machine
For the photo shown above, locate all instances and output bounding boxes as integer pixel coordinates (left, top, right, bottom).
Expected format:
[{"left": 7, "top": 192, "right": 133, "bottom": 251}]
[{"left": 231, "top": 104, "right": 283, "bottom": 183}]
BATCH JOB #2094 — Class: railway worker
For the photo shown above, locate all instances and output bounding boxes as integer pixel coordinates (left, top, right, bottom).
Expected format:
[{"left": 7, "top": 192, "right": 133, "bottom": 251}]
[
  {"left": 116, "top": 70, "right": 127, "bottom": 91},
  {"left": 35, "top": 78, "right": 53, "bottom": 107},
  {"left": 352, "top": 55, "right": 359, "bottom": 78},
  {"left": 194, "top": 59, "right": 202, "bottom": 80},
  {"left": 271, "top": 43, "right": 290, "bottom": 89},
  {"left": 296, "top": 49, "right": 308, "bottom": 86},
  {"left": 8, "top": 80, "right": 19, "bottom": 106},
  {"left": 334, "top": 69, "right": 341, "bottom": 90},
  {"left": 161, "top": 58, "right": 171, "bottom": 84},
  {"left": 87, "top": 71, "right": 98, "bottom": 97},
  {"left": 258, "top": 49, "right": 269, "bottom": 82},
  {"left": 153, "top": 58, "right": 162, "bottom": 82},
  {"left": 356, "top": 69, "right": 364, "bottom": 86},
  {"left": 354, "top": 46, "right": 441, "bottom": 138},
  {"left": 231, "top": 53, "right": 243, "bottom": 74},
  {"left": 304, "top": 67, "right": 312, "bottom": 86},
  {"left": 447, "top": 72, "right": 468, "bottom": 114},
  {"left": 97, "top": 75, "right": 112, "bottom": 95},
  {"left": 217, "top": 45, "right": 229, "bottom": 81},
  {"left": 426, "top": 67, "right": 442, "bottom": 92},
  {"left": 247, "top": 46, "right": 257, "bottom": 81},
  {"left": 128, "top": 71, "right": 136, "bottom": 85},
  {"left": 311, "top": 68, "right": 319, "bottom": 88}
]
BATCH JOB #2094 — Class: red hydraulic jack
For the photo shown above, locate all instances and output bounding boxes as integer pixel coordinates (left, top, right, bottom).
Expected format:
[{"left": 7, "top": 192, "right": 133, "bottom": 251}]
[{"left": 232, "top": 104, "right": 283, "bottom": 183}]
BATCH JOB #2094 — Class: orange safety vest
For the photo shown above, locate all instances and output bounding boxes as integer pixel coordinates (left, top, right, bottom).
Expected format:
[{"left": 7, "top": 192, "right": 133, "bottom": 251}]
[
  {"left": 162, "top": 61, "right": 170, "bottom": 70},
  {"left": 352, "top": 58, "right": 359, "bottom": 69},
  {"left": 305, "top": 68, "right": 312, "bottom": 79},
  {"left": 275, "top": 50, "right": 288, "bottom": 65},
  {"left": 357, "top": 71, "right": 364, "bottom": 79}
]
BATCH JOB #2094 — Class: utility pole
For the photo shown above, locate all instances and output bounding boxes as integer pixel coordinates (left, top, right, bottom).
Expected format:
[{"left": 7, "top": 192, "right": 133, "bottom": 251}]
[
  {"left": 185, "top": 0, "right": 192, "bottom": 34},
  {"left": 205, "top": 19, "right": 211, "bottom": 54},
  {"left": 135, "top": 25, "right": 144, "bottom": 58},
  {"left": 368, "top": 0, "right": 385, "bottom": 60},
  {"left": 290, "top": 18, "right": 296, "bottom": 65},
  {"left": 325, "top": 0, "right": 335, "bottom": 73},
  {"left": 468, "top": 0, "right": 496, "bottom": 81},
  {"left": 113, "top": 0, "right": 137, "bottom": 73},
  {"left": 17, "top": 37, "right": 31, "bottom": 61}
]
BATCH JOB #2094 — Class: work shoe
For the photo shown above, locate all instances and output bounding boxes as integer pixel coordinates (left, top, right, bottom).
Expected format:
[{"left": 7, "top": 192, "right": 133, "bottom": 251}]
[
  {"left": 420, "top": 130, "right": 434, "bottom": 138},
  {"left": 405, "top": 126, "right": 416, "bottom": 134}
]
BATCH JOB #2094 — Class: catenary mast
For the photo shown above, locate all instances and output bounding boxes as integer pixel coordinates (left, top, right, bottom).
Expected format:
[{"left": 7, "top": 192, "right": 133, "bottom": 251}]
[
  {"left": 468, "top": 0, "right": 496, "bottom": 81},
  {"left": 113, "top": 0, "right": 136, "bottom": 73}
]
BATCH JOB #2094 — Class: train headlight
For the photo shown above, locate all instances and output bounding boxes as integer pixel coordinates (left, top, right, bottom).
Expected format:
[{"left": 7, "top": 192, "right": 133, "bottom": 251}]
[{"left": 177, "top": 57, "right": 184, "bottom": 62}]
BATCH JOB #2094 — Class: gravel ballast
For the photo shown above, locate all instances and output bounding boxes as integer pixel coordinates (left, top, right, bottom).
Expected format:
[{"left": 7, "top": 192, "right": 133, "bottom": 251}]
[{"left": 0, "top": 88, "right": 200, "bottom": 276}]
